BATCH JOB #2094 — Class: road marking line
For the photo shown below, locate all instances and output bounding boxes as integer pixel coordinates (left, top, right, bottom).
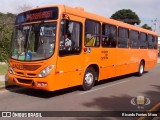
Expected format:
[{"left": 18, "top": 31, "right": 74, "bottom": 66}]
[{"left": 79, "top": 80, "right": 130, "bottom": 95}]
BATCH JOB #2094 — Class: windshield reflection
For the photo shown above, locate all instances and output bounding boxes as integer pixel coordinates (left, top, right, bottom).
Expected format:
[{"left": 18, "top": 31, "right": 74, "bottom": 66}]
[{"left": 11, "top": 22, "right": 56, "bottom": 61}]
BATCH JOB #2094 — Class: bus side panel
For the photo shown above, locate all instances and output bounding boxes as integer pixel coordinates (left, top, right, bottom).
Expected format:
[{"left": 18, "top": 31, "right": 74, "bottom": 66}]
[
  {"left": 128, "top": 49, "right": 140, "bottom": 73},
  {"left": 54, "top": 69, "right": 82, "bottom": 90},
  {"left": 99, "top": 48, "right": 116, "bottom": 80},
  {"left": 115, "top": 48, "right": 130, "bottom": 76},
  {"left": 145, "top": 49, "right": 157, "bottom": 70}
]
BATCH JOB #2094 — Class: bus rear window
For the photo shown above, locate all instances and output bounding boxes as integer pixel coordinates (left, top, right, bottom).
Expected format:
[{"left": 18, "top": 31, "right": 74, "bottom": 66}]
[{"left": 15, "top": 7, "right": 58, "bottom": 24}]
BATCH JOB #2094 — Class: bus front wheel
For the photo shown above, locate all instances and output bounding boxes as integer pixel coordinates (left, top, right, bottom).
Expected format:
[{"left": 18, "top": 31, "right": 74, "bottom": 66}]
[
  {"left": 82, "top": 67, "right": 96, "bottom": 91},
  {"left": 138, "top": 61, "right": 144, "bottom": 76}
]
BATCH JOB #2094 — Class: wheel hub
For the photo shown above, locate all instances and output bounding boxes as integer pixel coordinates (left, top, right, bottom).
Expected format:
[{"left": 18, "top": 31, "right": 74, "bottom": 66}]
[
  {"left": 85, "top": 73, "right": 93, "bottom": 86},
  {"left": 140, "top": 64, "right": 144, "bottom": 74}
]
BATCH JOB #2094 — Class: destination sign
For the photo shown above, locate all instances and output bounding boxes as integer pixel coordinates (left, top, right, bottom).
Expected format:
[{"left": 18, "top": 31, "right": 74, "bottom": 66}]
[
  {"left": 15, "top": 7, "right": 58, "bottom": 24},
  {"left": 26, "top": 10, "right": 53, "bottom": 21}
]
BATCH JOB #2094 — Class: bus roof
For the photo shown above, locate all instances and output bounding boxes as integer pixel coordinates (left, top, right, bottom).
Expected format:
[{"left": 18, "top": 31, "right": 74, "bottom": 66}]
[
  {"left": 18, "top": 4, "right": 158, "bottom": 36},
  {"left": 62, "top": 5, "right": 158, "bottom": 36}
]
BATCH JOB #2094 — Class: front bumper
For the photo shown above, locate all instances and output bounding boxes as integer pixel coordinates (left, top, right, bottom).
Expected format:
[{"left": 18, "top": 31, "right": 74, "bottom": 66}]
[{"left": 7, "top": 72, "right": 55, "bottom": 91}]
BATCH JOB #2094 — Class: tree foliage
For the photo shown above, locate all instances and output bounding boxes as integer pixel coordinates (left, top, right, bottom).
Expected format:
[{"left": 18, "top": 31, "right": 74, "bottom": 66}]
[
  {"left": 0, "top": 4, "right": 33, "bottom": 62},
  {"left": 141, "top": 24, "right": 152, "bottom": 30},
  {"left": 0, "top": 4, "right": 32, "bottom": 62},
  {"left": 110, "top": 9, "right": 141, "bottom": 25},
  {"left": 0, "top": 13, "right": 16, "bottom": 62}
]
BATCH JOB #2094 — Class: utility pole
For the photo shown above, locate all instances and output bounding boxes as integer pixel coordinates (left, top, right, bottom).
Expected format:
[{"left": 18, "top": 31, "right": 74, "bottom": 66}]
[{"left": 152, "top": 18, "right": 159, "bottom": 32}]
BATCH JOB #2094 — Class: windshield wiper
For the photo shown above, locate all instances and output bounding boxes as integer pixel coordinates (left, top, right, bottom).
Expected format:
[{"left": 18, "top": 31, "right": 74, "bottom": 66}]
[{"left": 23, "top": 25, "right": 32, "bottom": 60}]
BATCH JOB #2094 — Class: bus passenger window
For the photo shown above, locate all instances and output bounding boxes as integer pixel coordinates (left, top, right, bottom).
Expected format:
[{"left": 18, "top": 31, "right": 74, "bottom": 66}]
[
  {"left": 85, "top": 19, "right": 100, "bottom": 47},
  {"left": 148, "top": 35, "right": 157, "bottom": 49},
  {"left": 130, "top": 30, "right": 139, "bottom": 48},
  {"left": 140, "top": 33, "right": 147, "bottom": 49},
  {"left": 59, "top": 20, "right": 82, "bottom": 56},
  {"left": 153, "top": 36, "right": 158, "bottom": 49},
  {"left": 102, "top": 24, "right": 117, "bottom": 48},
  {"left": 118, "top": 27, "right": 129, "bottom": 48},
  {"left": 148, "top": 35, "right": 154, "bottom": 49}
]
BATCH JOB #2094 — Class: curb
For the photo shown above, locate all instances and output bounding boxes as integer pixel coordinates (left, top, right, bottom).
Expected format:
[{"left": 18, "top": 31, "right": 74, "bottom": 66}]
[
  {"left": 0, "top": 85, "right": 19, "bottom": 91},
  {"left": 138, "top": 102, "right": 160, "bottom": 120},
  {"left": 0, "top": 85, "right": 5, "bottom": 90}
]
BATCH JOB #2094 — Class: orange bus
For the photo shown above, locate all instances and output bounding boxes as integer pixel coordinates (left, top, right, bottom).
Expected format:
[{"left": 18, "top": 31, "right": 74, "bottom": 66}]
[{"left": 7, "top": 5, "right": 158, "bottom": 91}]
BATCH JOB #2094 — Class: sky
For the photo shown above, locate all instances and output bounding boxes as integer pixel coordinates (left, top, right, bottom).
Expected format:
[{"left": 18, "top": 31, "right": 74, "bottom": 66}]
[{"left": 0, "top": 0, "right": 160, "bottom": 34}]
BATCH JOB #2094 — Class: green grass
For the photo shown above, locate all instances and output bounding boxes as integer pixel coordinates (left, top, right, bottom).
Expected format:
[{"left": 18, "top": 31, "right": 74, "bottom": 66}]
[
  {"left": 0, "top": 81, "right": 5, "bottom": 86},
  {"left": 0, "top": 64, "right": 8, "bottom": 75},
  {"left": 0, "top": 81, "right": 9, "bottom": 87}
]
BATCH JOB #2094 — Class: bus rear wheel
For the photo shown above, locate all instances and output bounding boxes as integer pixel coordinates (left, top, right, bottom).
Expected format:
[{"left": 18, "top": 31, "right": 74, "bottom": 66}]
[
  {"left": 138, "top": 61, "right": 144, "bottom": 76},
  {"left": 82, "top": 67, "right": 96, "bottom": 91}
]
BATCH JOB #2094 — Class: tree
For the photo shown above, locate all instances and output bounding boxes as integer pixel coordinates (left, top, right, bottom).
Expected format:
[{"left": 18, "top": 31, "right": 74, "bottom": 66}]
[
  {"left": 0, "top": 25, "right": 12, "bottom": 62},
  {"left": 141, "top": 24, "right": 152, "bottom": 30},
  {"left": 110, "top": 9, "right": 141, "bottom": 25},
  {"left": 0, "top": 13, "right": 15, "bottom": 62}
]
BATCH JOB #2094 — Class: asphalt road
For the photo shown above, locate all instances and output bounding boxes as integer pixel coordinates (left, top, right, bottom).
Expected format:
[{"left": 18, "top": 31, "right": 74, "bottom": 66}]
[{"left": 0, "top": 65, "right": 160, "bottom": 120}]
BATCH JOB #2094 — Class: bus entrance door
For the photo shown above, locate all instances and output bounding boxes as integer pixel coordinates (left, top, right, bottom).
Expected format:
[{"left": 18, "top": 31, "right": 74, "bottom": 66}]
[{"left": 55, "top": 55, "right": 82, "bottom": 90}]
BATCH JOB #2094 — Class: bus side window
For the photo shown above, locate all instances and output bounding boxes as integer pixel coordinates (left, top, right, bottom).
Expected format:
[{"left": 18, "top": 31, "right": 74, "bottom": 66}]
[
  {"left": 59, "top": 19, "right": 82, "bottom": 56},
  {"left": 148, "top": 35, "right": 157, "bottom": 49},
  {"left": 153, "top": 36, "right": 158, "bottom": 49},
  {"left": 130, "top": 30, "right": 139, "bottom": 48},
  {"left": 118, "top": 27, "right": 129, "bottom": 48},
  {"left": 102, "top": 23, "right": 117, "bottom": 48},
  {"left": 140, "top": 32, "right": 147, "bottom": 49},
  {"left": 148, "top": 34, "right": 154, "bottom": 49},
  {"left": 85, "top": 19, "right": 100, "bottom": 47}
]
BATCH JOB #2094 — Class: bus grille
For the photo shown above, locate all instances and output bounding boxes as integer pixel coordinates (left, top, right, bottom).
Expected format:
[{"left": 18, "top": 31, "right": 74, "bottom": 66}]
[
  {"left": 17, "top": 78, "right": 33, "bottom": 85},
  {"left": 23, "top": 65, "right": 41, "bottom": 71},
  {"left": 16, "top": 72, "right": 24, "bottom": 75},
  {"left": 27, "top": 73, "right": 37, "bottom": 76}
]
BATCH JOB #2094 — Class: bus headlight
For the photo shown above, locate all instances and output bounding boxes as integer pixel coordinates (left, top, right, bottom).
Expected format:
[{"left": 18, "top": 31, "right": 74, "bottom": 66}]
[
  {"left": 8, "top": 65, "right": 15, "bottom": 74},
  {"left": 38, "top": 65, "right": 54, "bottom": 77}
]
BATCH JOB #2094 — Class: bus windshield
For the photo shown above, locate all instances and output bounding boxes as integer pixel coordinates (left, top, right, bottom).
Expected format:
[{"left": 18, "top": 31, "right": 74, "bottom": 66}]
[{"left": 11, "top": 22, "right": 57, "bottom": 61}]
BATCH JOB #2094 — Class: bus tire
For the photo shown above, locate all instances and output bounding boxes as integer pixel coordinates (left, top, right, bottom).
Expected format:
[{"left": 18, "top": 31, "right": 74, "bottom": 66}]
[
  {"left": 137, "top": 61, "right": 144, "bottom": 76},
  {"left": 82, "top": 67, "right": 96, "bottom": 91}
]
